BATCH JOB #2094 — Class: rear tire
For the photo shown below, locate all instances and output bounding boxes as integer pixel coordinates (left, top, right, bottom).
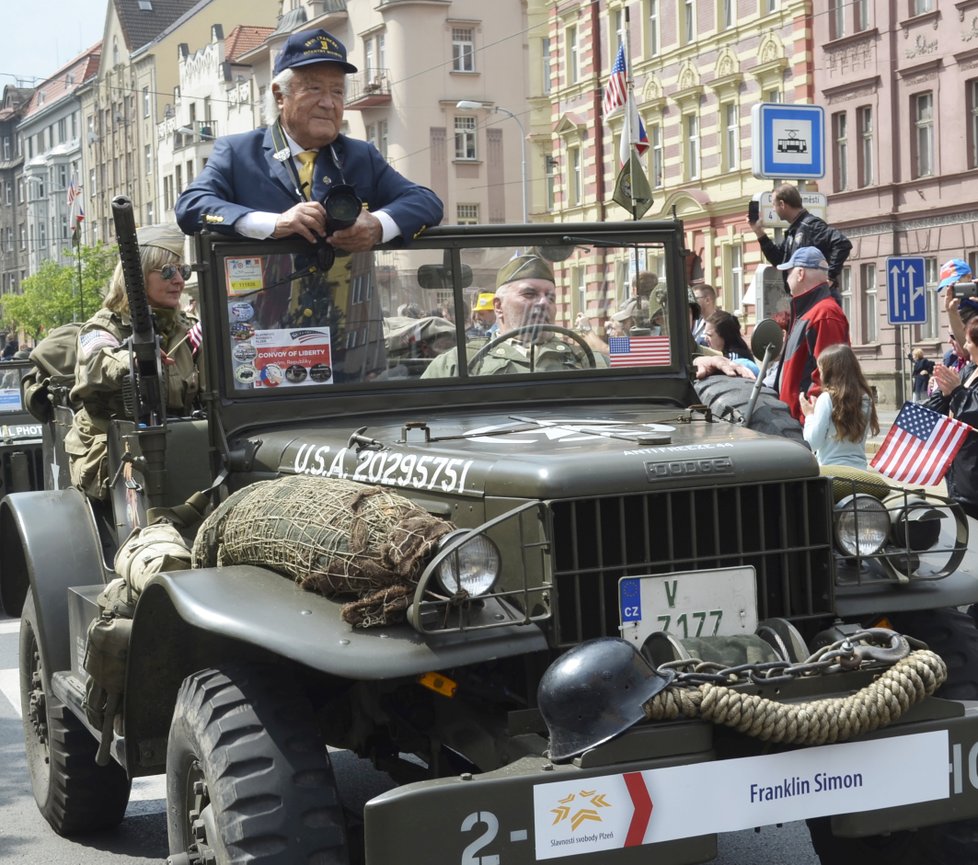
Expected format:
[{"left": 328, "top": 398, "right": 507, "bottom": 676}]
[
  {"left": 693, "top": 375, "right": 806, "bottom": 444},
  {"left": 19, "top": 593, "right": 131, "bottom": 835},
  {"left": 166, "top": 664, "right": 350, "bottom": 865},
  {"left": 808, "top": 608, "right": 978, "bottom": 864}
]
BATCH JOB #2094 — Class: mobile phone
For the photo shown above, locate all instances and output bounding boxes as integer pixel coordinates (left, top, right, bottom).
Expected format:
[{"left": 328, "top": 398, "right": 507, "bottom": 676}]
[
  {"left": 954, "top": 282, "right": 978, "bottom": 299},
  {"left": 747, "top": 199, "right": 760, "bottom": 223}
]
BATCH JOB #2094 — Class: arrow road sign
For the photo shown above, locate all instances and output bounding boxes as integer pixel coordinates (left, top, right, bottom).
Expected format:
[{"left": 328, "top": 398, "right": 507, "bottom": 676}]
[{"left": 886, "top": 257, "right": 927, "bottom": 325}]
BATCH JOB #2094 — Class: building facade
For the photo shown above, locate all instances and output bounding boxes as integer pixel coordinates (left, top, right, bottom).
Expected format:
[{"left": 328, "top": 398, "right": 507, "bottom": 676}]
[{"left": 0, "top": 85, "right": 33, "bottom": 298}]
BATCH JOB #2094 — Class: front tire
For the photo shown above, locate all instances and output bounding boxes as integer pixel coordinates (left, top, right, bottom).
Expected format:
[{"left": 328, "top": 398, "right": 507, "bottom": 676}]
[
  {"left": 808, "top": 608, "right": 978, "bottom": 864},
  {"left": 19, "top": 593, "right": 131, "bottom": 835},
  {"left": 166, "top": 665, "right": 349, "bottom": 865}
]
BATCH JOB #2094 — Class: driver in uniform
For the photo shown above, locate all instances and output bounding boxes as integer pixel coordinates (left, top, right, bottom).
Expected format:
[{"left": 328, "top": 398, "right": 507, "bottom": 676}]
[{"left": 422, "top": 254, "right": 608, "bottom": 377}]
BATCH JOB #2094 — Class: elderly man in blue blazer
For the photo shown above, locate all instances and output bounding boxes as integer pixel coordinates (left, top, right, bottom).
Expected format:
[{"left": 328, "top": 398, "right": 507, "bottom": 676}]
[{"left": 175, "top": 28, "right": 443, "bottom": 252}]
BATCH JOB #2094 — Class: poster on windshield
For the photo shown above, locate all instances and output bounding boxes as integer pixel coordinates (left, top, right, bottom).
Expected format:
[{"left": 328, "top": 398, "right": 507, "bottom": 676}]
[{"left": 231, "top": 327, "right": 333, "bottom": 389}]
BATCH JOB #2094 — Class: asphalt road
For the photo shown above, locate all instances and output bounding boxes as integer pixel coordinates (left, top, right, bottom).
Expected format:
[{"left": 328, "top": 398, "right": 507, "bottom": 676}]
[{"left": 0, "top": 610, "right": 819, "bottom": 864}]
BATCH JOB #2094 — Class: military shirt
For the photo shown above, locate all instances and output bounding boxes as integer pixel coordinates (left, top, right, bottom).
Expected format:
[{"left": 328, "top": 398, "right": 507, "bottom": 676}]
[{"left": 422, "top": 336, "right": 609, "bottom": 378}]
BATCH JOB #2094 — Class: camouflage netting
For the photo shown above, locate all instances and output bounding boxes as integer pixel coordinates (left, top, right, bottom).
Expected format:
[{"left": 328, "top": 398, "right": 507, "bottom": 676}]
[{"left": 192, "top": 475, "right": 455, "bottom": 627}]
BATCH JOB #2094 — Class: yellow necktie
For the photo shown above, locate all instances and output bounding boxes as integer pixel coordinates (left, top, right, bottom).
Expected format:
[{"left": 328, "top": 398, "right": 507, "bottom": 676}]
[{"left": 296, "top": 150, "right": 317, "bottom": 200}]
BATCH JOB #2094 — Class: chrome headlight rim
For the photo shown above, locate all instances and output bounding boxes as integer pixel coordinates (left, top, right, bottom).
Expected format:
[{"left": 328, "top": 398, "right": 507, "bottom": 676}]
[
  {"left": 833, "top": 493, "right": 891, "bottom": 557},
  {"left": 432, "top": 529, "right": 501, "bottom": 597}
]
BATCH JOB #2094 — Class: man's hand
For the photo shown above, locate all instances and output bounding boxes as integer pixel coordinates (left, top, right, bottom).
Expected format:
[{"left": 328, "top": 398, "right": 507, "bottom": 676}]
[
  {"left": 271, "top": 202, "right": 327, "bottom": 243},
  {"left": 693, "top": 355, "right": 756, "bottom": 380},
  {"left": 328, "top": 211, "right": 383, "bottom": 253}
]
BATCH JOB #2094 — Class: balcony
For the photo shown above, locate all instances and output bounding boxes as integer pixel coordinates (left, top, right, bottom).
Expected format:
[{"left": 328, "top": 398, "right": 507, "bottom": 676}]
[
  {"left": 172, "top": 120, "right": 218, "bottom": 152},
  {"left": 346, "top": 70, "right": 392, "bottom": 109}
]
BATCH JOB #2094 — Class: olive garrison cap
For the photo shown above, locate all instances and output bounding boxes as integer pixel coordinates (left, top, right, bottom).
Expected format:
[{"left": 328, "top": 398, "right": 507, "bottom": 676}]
[
  {"left": 137, "top": 223, "right": 185, "bottom": 258},
  {"left": 496, "top": 254, "right": 555, "bottom": 289}
]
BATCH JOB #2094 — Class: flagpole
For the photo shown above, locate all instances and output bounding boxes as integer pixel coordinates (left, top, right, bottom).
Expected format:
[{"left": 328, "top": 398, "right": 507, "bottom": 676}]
[{"left": 622, "top": 8, "right": 637, "bottom": 219}]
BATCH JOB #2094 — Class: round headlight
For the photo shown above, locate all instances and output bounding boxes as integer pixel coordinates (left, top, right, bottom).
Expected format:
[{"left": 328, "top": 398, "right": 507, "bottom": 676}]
[
  {"left": 834, "top": 494, "right": 890, "bottom": 557},
  {"left": 434, "top": 531, "right": 501, "bottom": 597}
]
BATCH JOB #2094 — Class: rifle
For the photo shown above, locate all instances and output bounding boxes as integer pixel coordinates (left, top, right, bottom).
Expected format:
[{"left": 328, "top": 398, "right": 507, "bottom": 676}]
[
  {"left": 110, "top": 196, "right": 168, "bottom": 510},
  {"left": 111, "top": 196, "right": 165, "bottom": 427}
]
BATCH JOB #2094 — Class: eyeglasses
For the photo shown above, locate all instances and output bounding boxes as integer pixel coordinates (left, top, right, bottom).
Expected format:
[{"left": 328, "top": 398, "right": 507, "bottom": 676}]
[{"left": 153, "top": 264, "right": 192, "bottom": 281}]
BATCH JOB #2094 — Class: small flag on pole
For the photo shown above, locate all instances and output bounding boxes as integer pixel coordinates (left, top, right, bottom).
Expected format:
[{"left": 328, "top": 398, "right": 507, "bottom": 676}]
[
  {"left": 66, "top": 174, "right": 80, "bottom": 210},
  {"left": 870, "top": 401, "right": 972, "bottom": 486},
  {"left": 603, "top": 44, "right": 627, "bottom": 117},
  {"left": 187, "top": 320, "right": 203, "bottom": 354}
]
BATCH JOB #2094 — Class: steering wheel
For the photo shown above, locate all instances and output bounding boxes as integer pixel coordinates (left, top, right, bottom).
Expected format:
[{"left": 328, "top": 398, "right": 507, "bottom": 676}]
[{"left": 467, "top": 324, "right": 596, "bottom": 374}]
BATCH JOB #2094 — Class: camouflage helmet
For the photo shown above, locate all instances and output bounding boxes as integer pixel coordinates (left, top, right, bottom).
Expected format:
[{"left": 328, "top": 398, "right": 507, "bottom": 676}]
[{"left": 537, "top": 638, "right": 674, "bottom": 761}]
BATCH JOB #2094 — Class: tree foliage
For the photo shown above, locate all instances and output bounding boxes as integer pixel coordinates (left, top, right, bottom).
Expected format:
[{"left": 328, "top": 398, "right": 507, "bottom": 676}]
[{"left": 1, "top": 243, "right": 117, "bottom": 339}]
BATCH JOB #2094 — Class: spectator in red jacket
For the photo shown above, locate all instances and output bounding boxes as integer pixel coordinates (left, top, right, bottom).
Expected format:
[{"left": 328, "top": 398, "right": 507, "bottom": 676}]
[{"left": 772, "top": 246, "right": 851, "bottom": 423}]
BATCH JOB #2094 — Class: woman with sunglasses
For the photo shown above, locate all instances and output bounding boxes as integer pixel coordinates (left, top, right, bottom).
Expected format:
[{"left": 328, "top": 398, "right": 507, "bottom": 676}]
[{"left": 65, "top": 223, "right": 200, "bottom": 500}]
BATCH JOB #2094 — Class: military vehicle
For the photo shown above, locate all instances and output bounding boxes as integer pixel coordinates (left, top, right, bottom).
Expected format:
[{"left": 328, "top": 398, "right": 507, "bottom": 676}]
[
  {"left": 0, "top": 358, "right": 44, "bottom": 499},
  {"left": 3, "top": 212, "right": 978, "bottom": 865}
]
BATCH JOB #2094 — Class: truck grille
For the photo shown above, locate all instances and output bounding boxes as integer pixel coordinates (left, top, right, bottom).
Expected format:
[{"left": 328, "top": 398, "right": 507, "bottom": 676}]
[{"left": 549, "top": 478, "right": 834, "bottom": 647}]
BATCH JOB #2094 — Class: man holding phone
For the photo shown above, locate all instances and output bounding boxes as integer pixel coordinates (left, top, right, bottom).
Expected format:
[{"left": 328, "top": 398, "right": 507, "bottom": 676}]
[{"left": 747, "top": 184, "right": 852, "bottom": 298}]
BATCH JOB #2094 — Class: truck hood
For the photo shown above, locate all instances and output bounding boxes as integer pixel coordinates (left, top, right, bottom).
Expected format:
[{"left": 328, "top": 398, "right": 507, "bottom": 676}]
[{"left": 252, "top": 406, "right": 818, "bottom": 499}]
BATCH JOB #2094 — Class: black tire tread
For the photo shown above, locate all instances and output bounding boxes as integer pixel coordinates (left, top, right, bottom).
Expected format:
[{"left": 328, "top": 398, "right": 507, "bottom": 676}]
[
  {"left": 20, "top": 594, "right": 131, "bottom": 835},
  {"left": 693, "top": 375, "right": 806, "bottom": 444},
  {"left": 166, "top": 664, "right": 349, "bottom": 865}
]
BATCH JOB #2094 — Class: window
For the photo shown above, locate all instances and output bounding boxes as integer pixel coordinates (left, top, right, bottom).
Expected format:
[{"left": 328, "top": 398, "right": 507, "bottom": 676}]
[
  {"left": 542, "top": 37, "right": 552, "bottom": 94},
  {"left": 454, "top": 116, "right": 477, "bottom": 160},
  {"left": 720, "top": 0, "right": 734, "bottom": 29},
  {"left": 764, "top": 88, "right": 781, "bottom": 104},
  {"left": 651, "top": 124, "right": 663, "bottom": 188},
  {"left": 566, "top": 25, "right": 579, "bottom": 85},
  {"left": 911, "top": 0, "right": 933, "bottom": 14},
  {"left": 832, "top": 111, "right": 848, "bottom": 191},
  {"left": 830, "top": 0, "right": 847, "bottom": 39},
  {"left": 860, "top": 263, "right": 878, "bottom": 343},
  {"left": 855, "top": 0, "right": 869, "bottom": 30},
  {"left": 920, "top": 258, "right": 940, "bottom": 340},
  {"left": 3, "top": 182, "right": 9, "bottom": 205},
  {"left": 685, "top": 115, "right": 700, "bottom": 180},
  {"left": 144, "top": 144, "right": 152, "bottom": 173},
  {"left": 723, "top": 104, "right": 739, "bottom": 172},
  {"left": 57, "top": 164, "right": 67, "bottom": 189},
  {"left": 857, "top": 105, "right": 874, "bottom": 186},
  {"left": 912, "top": 91, "right": 934, "bottom": 178},
  {"left": 2, "top": 136, "right": 9, "bottom": 160},
  {"left": 38, "top": 220, "right": 47, "bottom": 251},
  {"left": 839, "top": 266, "right": 852, "bottom": 323},
  {"left": 683, "top": 0, "right": 695, "bottom": 44},
  {"left": 452, "top": 28, "right": 474, "bottom": 72},
  {"left": 60, "top": 214, "right": 68, "bottom": 240},
  {"left": 366, "top": 119, "right": 389, "bottom": 158},
  {"left": 647, "top": 0, "right": 659, "bottom": 56},
  {"left": 727, "top": 244, "right": 744, "bottom": 309},
  {"left": 969, "top": 80, "right": 978, "bottom": 169},
  {"left": 568, "top": 145, "right": 582, "bottom": 206},
  {"left": 143, "top": 86, "right": 150, "bottom": 117},
  {"left": 545, "top": 156, "right": 557, "bottom": 210},
  {"left": 456, "top": 203, "right": 479, "bottom": 224}
]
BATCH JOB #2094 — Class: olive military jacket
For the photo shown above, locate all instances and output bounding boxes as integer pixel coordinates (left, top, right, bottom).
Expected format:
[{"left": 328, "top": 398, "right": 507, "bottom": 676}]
[
  {"left": 422, "top": 336, "right": 609, "bottom": 378},
  {"left": 65, "top": 307, "right": 199, "bottom": 499}
]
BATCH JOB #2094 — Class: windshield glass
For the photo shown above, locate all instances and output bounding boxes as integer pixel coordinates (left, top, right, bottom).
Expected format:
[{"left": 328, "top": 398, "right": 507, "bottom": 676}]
[
  {"left": 213, "top": 237, "right": 682, "bottom": 393},
  {"left": 0, "top": 363, "right": 26, "bottom": 413}
]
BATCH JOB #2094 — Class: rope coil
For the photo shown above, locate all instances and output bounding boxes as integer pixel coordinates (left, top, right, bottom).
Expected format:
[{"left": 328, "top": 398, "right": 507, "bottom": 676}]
[{"left": 643, "top": 649, "right": 947, "bottom": 746}]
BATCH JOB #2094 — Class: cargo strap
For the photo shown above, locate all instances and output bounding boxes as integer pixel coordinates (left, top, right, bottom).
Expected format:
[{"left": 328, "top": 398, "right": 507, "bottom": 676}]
[{"left": 643, "top": 649, "right": 947, "bottom": 746}]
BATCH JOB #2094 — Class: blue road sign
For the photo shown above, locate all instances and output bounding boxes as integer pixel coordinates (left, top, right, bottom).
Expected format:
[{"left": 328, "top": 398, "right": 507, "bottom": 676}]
[
  {"left": 751, "top": 103, "right": 825, "bottom": 179},
  {"left": 886, "top": 257, "right": 927, "bottom": 325}
]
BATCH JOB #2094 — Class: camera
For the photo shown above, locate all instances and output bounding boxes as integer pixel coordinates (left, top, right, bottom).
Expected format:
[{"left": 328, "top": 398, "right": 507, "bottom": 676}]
[
  {"left": 954, "top": 281, "right": 978, "bottom": 299},
  {"left": 321, "top": 184, "right": 362, "bottom": 233},
  {"left": 747, "top": 198, "right": 760, "bottom": 224}
]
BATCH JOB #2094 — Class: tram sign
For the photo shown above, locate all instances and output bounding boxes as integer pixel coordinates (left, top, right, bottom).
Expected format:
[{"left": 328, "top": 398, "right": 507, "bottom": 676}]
[{"left": 751, "top": 103, "right": 826, "bottom": 179}]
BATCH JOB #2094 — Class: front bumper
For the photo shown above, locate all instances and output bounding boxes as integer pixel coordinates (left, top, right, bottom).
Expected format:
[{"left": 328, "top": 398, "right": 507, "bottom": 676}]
[{"left": 364, "top": 697, "right": 978, "bottom": 865}]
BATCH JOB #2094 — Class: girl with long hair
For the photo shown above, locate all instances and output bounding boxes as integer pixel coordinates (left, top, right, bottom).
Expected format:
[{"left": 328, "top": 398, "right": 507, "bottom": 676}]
[{"left": 799, "top": 343, "right": 879, "bottom": 468}]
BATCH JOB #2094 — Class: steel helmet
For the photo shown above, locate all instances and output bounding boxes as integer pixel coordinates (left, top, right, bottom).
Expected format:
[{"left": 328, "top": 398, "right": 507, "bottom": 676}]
[{"left": 537, "top": 638, "right": 674, "bottom": 761}]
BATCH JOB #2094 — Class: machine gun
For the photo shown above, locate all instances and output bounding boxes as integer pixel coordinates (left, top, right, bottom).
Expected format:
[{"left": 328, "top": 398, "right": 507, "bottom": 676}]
[{"left": 110, "top": 195, "right": 168, "bottom": 509}]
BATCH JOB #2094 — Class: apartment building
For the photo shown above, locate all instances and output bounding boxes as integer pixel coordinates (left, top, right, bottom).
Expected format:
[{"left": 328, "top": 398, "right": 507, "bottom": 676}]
[
  {"left": 0, "top": 86, "right": 33, "bottom": 296},
  {"left": 816, "top": 0, "right": 978, "bottom": 405}
]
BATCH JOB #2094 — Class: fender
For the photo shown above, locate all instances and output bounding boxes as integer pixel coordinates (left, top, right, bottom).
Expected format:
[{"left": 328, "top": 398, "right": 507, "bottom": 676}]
[
  {"left": 0, "top": 489, "right": 105, "bottom": 677},
  {"left": 123, "top": 566, "right": 548, "bottom": 774}
]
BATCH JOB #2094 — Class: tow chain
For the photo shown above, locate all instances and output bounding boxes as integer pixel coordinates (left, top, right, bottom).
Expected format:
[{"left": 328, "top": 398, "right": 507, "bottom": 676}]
[{"left": 643, "top": 629, "right": 948, "bottom": 746}]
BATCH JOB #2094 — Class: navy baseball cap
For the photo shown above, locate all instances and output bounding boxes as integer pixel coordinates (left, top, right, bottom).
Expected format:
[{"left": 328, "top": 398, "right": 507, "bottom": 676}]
[
  {"left": 274, "top": 29, "right": 358, "bottom": 76},
  {"left": 777, "top": 246, "right": 829, "bottom": 271}
]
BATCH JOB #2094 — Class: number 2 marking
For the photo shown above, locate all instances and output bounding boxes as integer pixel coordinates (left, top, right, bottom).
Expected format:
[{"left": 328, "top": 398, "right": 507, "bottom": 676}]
[{"left": 460, "top": 811, "right": 500, "bottom": 865}]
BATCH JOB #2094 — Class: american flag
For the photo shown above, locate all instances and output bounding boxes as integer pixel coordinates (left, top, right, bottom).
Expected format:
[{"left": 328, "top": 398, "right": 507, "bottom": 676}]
[
  {"left": 66, "top": 174, "right": 80, "bottom": 210},
  {"left": 603, "top": 44, "right": 628, "bottom": 117},
  {"left": 187, "top": 321, "right": 202, "bottom": 354},
  {"left": 608, "top": 335, "right": 670, "bottom": 368},
  {"left": 870, "top": 401, "right": 972, "bottom": 486}
]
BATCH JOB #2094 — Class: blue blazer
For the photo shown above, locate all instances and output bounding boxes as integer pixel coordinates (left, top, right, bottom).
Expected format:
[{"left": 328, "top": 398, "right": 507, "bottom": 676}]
[{"left": 175, "top": 127, "right": 443, "bottom": 242}]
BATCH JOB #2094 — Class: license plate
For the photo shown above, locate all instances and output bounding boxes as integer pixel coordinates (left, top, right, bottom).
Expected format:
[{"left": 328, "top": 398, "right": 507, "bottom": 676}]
[{"left": 619, "top": 566, "right": 758, "bottom": 646}]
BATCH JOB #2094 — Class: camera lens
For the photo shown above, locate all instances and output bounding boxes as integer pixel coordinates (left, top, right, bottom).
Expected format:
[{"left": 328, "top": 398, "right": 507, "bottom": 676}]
[{"left": 322, "top": 184, "right": 362, "bottom": 231}]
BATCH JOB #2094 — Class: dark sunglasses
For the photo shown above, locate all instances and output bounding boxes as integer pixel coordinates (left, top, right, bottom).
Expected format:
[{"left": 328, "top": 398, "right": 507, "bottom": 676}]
[{"left": 153, "top": 264, "right": 192, "bottom": 281}]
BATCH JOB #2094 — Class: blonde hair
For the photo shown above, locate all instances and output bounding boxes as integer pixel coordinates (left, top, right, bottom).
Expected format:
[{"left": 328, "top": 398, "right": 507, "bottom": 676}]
[
  {"left": 102, "top": 244, "right": 179, "bottom": 314},
  {"left": 817, "top": 343, "right": 880, "bottom": 442}
]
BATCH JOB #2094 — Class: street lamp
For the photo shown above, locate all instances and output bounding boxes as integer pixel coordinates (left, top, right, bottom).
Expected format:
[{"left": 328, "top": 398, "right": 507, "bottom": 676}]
[{"left": 455, "top": 100, "right": 528, "bottom": 223}]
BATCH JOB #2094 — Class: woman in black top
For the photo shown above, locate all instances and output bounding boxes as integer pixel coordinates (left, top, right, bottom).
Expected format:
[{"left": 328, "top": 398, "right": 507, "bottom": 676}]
[{"left": 928, "top": 316, "right": 978, "bottom": 518}]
